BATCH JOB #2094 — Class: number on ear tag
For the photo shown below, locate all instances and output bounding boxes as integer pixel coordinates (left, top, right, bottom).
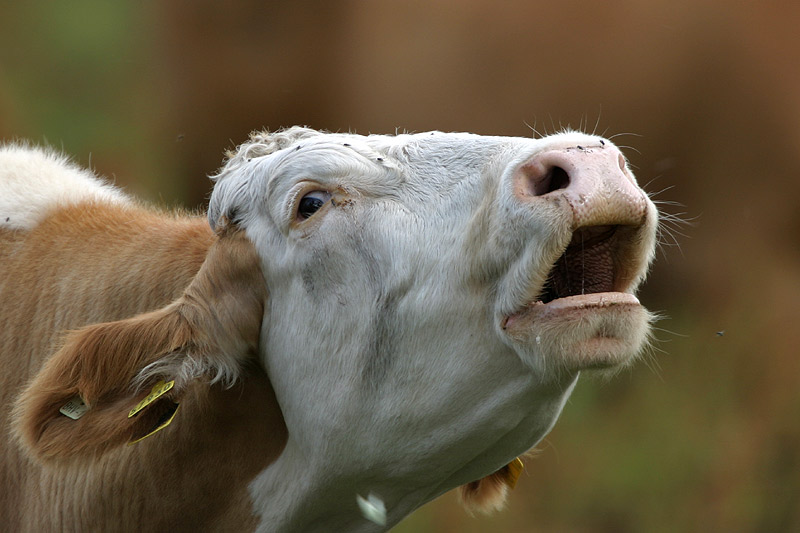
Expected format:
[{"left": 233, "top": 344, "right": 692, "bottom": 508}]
[{"left": 60, "top": 396, "right": 89, "bottom": 420}]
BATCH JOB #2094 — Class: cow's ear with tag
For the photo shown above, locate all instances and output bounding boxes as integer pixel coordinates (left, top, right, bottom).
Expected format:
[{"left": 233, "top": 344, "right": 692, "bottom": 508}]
[{"left": 12, "top": 227, "right": 268, "bottom": 460}]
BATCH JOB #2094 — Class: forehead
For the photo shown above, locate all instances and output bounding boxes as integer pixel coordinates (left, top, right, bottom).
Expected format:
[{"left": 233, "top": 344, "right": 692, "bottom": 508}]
[
  {"left": 302, "top": 130, "right": 521, "bottom": 165},
  {"left": 260, "top": 130, "right": 531, "bottom": 190}
]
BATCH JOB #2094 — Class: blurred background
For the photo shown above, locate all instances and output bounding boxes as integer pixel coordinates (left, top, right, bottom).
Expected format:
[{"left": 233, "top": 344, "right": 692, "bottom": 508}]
[{"left": 2, "top": 1, "right": 798, "bottom": 531}]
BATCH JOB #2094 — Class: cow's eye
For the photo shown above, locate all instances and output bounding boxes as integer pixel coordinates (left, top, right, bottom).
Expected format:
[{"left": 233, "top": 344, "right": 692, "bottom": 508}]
[{"left": 297, "top": 191, "right": 332, "bottom": 219}]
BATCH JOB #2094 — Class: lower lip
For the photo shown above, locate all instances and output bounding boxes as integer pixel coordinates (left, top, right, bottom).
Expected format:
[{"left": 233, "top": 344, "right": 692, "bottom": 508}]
[{"left": 503, "top": 292, "right": 640, "bottom": 331}]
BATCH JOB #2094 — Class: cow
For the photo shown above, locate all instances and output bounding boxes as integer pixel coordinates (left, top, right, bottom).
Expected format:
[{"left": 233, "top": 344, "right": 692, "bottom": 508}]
[{"left": 0, "top": 128, "right": 658, "bottom": 532}]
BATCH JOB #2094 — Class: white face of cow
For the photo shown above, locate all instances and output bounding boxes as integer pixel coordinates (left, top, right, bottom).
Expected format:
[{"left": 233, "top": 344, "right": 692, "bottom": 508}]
[{"left": 208, "top": 128, "right": 657, "bottom": 523}]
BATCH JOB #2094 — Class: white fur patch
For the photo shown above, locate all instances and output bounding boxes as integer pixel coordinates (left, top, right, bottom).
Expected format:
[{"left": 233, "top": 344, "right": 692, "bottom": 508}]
[{"left": 0, "top": 144, "right": 130, "bottom": 230}]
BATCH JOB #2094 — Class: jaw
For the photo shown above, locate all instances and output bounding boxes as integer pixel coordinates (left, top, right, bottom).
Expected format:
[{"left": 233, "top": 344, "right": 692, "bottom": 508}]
[{"left": 256, "top": 282, "right": 585, "bottom": 531}]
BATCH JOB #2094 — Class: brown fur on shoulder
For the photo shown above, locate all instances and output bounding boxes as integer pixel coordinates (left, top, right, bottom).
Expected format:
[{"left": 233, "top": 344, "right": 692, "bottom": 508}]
[{"left": 12, "top": 224, "right": 268, "bottom": 461}]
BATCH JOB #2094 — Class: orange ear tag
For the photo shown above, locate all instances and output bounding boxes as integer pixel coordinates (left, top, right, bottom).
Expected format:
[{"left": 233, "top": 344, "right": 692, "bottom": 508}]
[
  {"left": 128, "top": 380, "right": 175, "bottom": 418},
  {"left": 506, "top": 457, "right": 525, "bottom": 490}
]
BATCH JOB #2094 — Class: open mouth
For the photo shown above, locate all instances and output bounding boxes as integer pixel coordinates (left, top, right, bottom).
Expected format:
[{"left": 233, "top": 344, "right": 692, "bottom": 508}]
[
  {"left": 539, "top": 224, "right": 619, "bottom": 304},
  {"left": 502, "top": 223, "right": 644, "bottom": 333},
  {"left": 500, "top": 221, "right": 650, "bottom": 371}
]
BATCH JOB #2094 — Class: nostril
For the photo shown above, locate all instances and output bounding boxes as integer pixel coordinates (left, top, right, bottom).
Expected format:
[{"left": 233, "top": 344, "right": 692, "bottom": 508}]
[
  {"left": 531, "top": 165, "right": 570, "bottom": 196},
  {"left": 515, "top": 159, "right": 573, "bottom": 199}
]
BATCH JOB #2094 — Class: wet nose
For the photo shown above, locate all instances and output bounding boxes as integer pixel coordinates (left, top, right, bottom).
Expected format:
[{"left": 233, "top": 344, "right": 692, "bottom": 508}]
[{"left": 512, "top": 143, "right": 648, "bottom": 227}]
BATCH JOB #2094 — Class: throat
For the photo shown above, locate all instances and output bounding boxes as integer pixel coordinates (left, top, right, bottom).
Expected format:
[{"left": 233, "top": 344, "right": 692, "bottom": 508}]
[{"left": 247, "top": 442, "right": 425, "bottom": 532}]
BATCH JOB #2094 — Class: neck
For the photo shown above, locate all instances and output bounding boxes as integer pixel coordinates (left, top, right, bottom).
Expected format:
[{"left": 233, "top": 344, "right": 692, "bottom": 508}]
[
  {"left": 246, "top": 374, "right": 580, "bottom": 532},
  {"left": 249, "top": 440, "right": 436, "bottom": 532}
]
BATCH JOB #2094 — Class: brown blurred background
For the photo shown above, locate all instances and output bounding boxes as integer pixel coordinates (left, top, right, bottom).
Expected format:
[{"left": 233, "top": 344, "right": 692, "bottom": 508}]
[{"left": 2, "top": 1, "right": 798, "bottom": 531}]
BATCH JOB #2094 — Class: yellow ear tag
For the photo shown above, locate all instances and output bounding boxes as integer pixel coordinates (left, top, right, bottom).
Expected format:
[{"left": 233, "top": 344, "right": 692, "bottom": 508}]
[
  {"left": 128, "top": 403, "right": 180, "bottom": 445},
  {"left": 506, "top": 457, "right": 525, "bottom": 490},
  {"left": 128, "top": 380, "right": 175, "bottom": 418}
]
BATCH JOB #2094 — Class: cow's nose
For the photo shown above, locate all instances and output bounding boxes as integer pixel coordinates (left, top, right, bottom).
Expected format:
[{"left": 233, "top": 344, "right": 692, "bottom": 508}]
[{"left": 512, "top": 144, "right": 648, "bottom": 227}]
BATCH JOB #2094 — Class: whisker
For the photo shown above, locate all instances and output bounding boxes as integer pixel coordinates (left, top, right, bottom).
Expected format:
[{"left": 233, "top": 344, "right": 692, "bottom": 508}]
[
  {"left": 591, "top": 106, "right": 603, "bottom": 137},
  {"left": 616, "top": 144, "right": 642, "bottom": 156},
  {"left": 649, "top": 325, "right": 689, "bottom": 338},
  {"left": 523, "top": 120, "right": 544, "bottom": 139},
  {"left": 607, "top": 131, "right": 643, "bottom": 141},
  {"left": 646, "top": 183, "right": 677, "bottom": 198}
]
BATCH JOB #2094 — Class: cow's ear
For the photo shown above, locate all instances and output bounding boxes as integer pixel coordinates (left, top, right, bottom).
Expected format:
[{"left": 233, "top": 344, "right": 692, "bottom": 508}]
[
  {"left": 12, "top": 227, "right": 267, "bottom": 461},
  {"left": 457, "top": 458, "right": 524, "bottom": 514}
]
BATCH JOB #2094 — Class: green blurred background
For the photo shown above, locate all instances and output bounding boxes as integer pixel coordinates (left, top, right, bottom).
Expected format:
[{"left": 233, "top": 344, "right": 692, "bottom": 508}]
[{"left": 2, "top": 1, "right": 798, "bottom": 531}]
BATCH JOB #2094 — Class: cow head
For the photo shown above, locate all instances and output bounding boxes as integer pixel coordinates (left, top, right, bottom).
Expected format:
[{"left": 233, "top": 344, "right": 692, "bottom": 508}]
[
  {"left": 209, "top": 128, "right": 657, "bottom": 521},
  {"left": 14, "top": 128, "right": 657, "bottom": 529}
]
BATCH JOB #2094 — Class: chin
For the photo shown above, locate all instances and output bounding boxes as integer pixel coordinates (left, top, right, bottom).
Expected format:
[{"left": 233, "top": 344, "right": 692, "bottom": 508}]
[{"left": 503, "top": 291, "right": 652, "bottom": 375}]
